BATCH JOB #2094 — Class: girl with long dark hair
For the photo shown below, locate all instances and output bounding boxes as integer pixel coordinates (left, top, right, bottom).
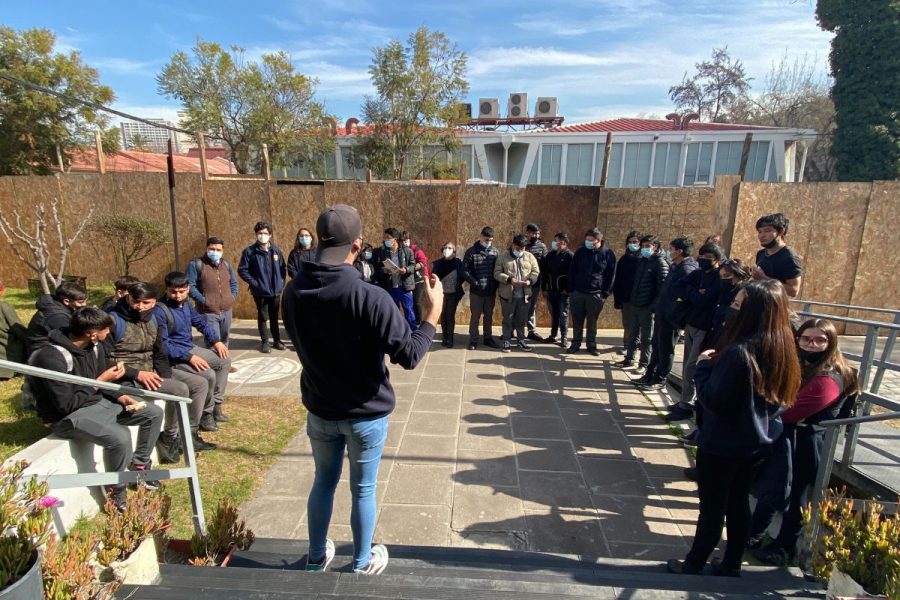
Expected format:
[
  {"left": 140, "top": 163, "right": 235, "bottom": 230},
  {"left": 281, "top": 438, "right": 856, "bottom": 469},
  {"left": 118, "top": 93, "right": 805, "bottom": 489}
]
[
  {"left": 668, "top": 279, "right": 801, "bottom": 577},
  {"left": 287, "top": 227, "right": 317, "bottom": 279},
  {"left": 748, "top": 318, "right": 859, "bottom": 565}
]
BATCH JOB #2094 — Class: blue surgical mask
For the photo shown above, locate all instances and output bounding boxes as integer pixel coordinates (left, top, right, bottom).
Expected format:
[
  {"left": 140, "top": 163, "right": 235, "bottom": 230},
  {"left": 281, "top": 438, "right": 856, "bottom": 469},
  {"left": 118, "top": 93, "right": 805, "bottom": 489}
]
[
  {"left": 584, "top": 240, "right": 596, "bottom": 250},
  {"left": 207, "top": 250, "right": 223, "bottom": 263},
  {"left": 384, "top": 240, "right": 394, "bottom": 249},
  {"left": 364, "top": 251, "right": 372, "bottom": 260},
  {"left": 512, "top": 250, "right": 523, "bottom": 258},
  {"left": 481, "top": 240, "right": 492, "bottom": 249},
  {"left": 627, "top": 243, "right": 640, "bottom": 253},
  {"left": 550, "top": 241, "right": 559, "bottom": 251},
  {"left": 299, "top": 236, "right": 312, "bottom": 247},
  {"left": 640, "top": 247, "right": 653, "bottom": 258}
]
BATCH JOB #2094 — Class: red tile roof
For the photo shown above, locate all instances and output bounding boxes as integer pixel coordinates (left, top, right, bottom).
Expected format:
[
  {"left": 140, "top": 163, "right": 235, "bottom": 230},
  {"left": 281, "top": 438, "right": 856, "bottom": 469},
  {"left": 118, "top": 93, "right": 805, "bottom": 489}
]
[
  {"left": 66, "top": 149, "right": 235, "bottom": 174},
  {"left": 539, "top": 118, "right": 774, "bottom": 134}
]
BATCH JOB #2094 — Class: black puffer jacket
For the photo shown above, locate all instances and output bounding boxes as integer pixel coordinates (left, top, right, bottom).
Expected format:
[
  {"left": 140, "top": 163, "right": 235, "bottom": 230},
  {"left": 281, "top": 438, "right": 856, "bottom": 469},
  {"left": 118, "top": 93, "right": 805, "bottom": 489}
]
[
  {"left": 287, "top": 247, "right": 316, "bottom": 279},
  {"left": 630, "top": 253, "right": 670, "bottom": 308},
  {"left": 657, "top": 257, "right": 699, "bottom": 326},
  {"left": 25, "top": 294, "right": 74, "bottom": 356},
  {"left": 613, "top": 252, "right": 641, "bottom": 307},
  {"left": 462, "top": 242, "right": 500, "bottom": 296}
]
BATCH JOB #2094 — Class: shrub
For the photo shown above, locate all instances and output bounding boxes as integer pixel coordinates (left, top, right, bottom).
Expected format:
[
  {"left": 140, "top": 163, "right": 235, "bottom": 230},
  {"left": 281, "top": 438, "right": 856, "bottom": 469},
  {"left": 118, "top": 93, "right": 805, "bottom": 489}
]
[
  {"left": 97, "top": 486, "right": 171, "bottom": 565},
  {"left": 90, "top": 214, "right": 169, "bottom": 276},
  {"left": 188, "top": 497, "right": 254, "bottom": 566}
]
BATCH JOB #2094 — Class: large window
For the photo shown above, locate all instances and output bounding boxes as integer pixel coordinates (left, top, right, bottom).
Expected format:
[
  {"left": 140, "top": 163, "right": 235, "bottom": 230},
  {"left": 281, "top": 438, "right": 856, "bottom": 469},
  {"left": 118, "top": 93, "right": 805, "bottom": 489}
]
[
  {"left": 651, "top": 142, "right": 682, "bottom": 186},
  {"left": 451, "top": 145, "right": 474, "bottom": 178},
  {"left": 713, "top": 141, "right": 771, "bottom": 181},
  {"left": 565, "top": 144, "right": 594, "bottom": 185},
  {"left": 340, "top": 147, "right": 365, "bottom": 180},
  {"left": 593, "top": 143, "right": 624, "bottom": 186},
  {"left": 540, "top": 144, "right": 563, "bottom": 184},
  {"left": 621, "top": 142, "right": 653, "bottom": 187},
  {"left": 683, "top": 142, "right": 713, "bottom": 185}
]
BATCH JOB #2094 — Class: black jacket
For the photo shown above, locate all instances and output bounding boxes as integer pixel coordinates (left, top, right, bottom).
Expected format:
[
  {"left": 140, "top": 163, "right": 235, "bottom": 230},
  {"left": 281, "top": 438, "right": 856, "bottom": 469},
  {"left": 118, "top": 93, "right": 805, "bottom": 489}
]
[
  {"left": 25, "top": 294, "right": 74, "bottom": 356},
  {"left": 432, "top": 257, "right": 465, "bottom": 298},
  {"left": 657, "top": 257, "right": 699, "bottom": 326},
  {"left": 287, "top": 247, "right": 316, "bottom": 279},
  {"left": 702, "top": 283, "right": 741, "bottom": 351},
  {"left": 568, "top": 245, "right": 616, "bottom": 296},
  {"left": 237, "top": 242, "right": 287, "bottom": 297},
  {"left": 282, "top": 262, "right": 434, "bottom": 420},
  {"left": 677, "top": 267, "right": 724, "bottom": 331},
  {"left": 612, "top": 252, "right": 641, "bottom": 306},
  {"left": 541, "top": 249, "right": 574, "bottom": 293},
  {"left": 526, "top": 238, "right": 548, "bottom": 286},
  {"left": 462, "top": 242, "right": 500, "bottom": 296},
  {"left": 372, "top": 245, "right": 416, "bottom": 292},
  {"left": 30, "top": 328, "right": 122, "bottom": 423},
  {"left": 630, "top": 252, "right": 670, "bottom": 308}
]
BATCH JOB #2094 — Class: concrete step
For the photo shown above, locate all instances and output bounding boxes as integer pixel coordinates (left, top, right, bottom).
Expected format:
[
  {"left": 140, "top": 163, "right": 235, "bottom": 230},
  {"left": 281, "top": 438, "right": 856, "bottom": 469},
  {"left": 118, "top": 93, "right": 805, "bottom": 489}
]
[{"left": 114, "top": 538, "right": 823, "bottom": 599}]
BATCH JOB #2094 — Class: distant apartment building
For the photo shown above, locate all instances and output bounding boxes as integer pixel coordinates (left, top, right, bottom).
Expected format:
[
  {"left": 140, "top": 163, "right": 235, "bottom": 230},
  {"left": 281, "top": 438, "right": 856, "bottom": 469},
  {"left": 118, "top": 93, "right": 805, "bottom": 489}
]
[{"left": 120, "top": 119, "right": 182, "bottom": 153}]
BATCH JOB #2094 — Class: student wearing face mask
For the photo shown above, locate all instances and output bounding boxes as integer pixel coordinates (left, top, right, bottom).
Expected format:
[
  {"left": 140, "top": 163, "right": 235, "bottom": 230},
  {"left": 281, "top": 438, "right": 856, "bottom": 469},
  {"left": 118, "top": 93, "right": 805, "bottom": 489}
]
[
  {"left": 702, "top": 258, "right": 752, "bottom": 353},
  {"left": 372, "top": 228, "right": 417, "bottom": 331},
  {"left": 432, "top": 242, "right": 464, "bottom": 347},
  {"left": 523, "top": 224, "right": 547, "bottom": 342},
  {"left": 354, "top": 243, "right": 376, "bottom": 283},
  {"left": 566, "top": 227, "right": 616, "bottom": 355},
  {"left": 238, "top": 222, "right": 287, "bottom": 353},
  {"left": 187, "top": 237, "right": 239, "bottom": 352},
  {"left": 287, "top": 227, "right": 317, "bottom": 279},
  {"left": 613, "top": 230, "right": 643, "bottom": 355},
  {"left": 752, "top": 213, "right": 802, "bottom": 297},
  {"left": 619, "top": 235, "right": 669, "bottom": 374},
  {"left": 541, "top": 233, "right": 574, "bottom": 347},
  {"left": 463, "top": 227, "right": 501, "bottom": 350},
  {"left": 495, "top": 234, "right": 540, "bottom": 353},
  {"left": 401, "top": 231, "right": 430, "bottom": 327}
]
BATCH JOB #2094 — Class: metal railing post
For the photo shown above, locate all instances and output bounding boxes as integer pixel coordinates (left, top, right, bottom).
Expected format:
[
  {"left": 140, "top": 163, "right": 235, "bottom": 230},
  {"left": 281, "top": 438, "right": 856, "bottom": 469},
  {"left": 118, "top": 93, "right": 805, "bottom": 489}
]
[
  {"left": 177, "top": 400, "right": 205, "bottom": 536},
  {"left": 802, "top": 424, "right": 840, "bottom": 562},
  {"left": 870, "top": 312, "right": 900, "bottom": 395},
  {"left": 842, "top": 326, "right": 879, "bottom": 467}
]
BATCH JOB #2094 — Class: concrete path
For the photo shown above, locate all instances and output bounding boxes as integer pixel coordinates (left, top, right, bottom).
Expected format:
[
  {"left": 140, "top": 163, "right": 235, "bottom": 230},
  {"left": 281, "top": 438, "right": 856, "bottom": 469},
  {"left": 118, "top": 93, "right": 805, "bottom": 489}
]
[{"left": 235, "top": 324, "right": 704, "bottom": 561}]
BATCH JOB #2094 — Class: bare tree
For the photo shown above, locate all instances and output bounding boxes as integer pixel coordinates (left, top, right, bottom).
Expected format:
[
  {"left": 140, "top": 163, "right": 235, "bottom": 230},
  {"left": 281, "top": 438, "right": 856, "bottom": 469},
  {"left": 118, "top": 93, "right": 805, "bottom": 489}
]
[
  {"left": 669, "top": 47, "right": 751, "bottom": 122},
  {"left": 0, "top": 198, "right": 94, "bottom": 293}
]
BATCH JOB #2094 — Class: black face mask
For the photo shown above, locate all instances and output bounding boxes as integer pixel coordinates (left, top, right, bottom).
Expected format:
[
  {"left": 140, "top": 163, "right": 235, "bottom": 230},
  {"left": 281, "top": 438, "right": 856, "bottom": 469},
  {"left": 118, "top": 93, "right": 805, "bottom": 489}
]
[
  {"left": 724, "top": 306, "right": 740, "bottom": 329},
  {"left": 719, "top": 279, "right": 735, "bottom": 293},
  {"left": 798, "top": 348, "right": 827, "bottom": 363},
  {"left": 763, "top": 238, "right": 779, "bottom": 249},
  {"left": 698, "top": 258, "right": 714, "bottom": 271}
]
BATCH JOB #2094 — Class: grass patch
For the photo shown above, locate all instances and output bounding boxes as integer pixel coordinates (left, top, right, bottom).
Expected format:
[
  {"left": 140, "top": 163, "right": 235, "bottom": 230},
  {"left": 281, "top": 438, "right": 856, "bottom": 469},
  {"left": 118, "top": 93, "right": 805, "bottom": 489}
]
[
  {"left": 164, "top": 395, "right": 305, "bottom": 539},
  {"left": 3, "top": 284, "right": 115, "bottom": 323},
  {"left": 0, "top": 377, "right": 48, "bottom": 460}
]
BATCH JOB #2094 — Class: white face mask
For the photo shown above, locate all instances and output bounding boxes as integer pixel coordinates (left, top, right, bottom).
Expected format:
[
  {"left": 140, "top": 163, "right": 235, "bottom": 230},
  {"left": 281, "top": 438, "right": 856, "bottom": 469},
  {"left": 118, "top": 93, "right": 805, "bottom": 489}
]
[
  {"left": 403, "top": 240, "right": 411, "bottom": 248},
  {"left": 442, "top": 248, "right": 453, "bottom": 258},
  {"left": 257, "top": 233, "right": 271, "bottom": 244}
]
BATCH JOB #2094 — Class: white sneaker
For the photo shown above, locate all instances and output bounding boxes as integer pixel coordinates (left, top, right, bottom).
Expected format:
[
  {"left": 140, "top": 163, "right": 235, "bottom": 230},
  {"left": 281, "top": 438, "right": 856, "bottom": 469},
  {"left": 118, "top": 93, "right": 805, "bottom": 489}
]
[
  {"left": 305, "top": 538, "right": 335, "bottom": 572},
  {"left": 354, "top": 544, "right": 388, "bottom": 575}
]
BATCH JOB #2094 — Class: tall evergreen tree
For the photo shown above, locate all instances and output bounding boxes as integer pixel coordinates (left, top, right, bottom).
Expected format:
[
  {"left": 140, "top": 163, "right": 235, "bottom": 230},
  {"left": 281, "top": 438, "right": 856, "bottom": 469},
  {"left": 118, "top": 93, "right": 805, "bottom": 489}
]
[{"left": 817, "top": 0, "right": 900, "bottom": 181}]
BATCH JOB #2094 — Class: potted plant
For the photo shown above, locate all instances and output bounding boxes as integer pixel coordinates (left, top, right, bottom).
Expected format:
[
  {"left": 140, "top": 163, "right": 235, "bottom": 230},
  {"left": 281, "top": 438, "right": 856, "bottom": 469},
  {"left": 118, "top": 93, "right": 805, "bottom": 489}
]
[
  {"left": 95, "top": 486, "right": 171, "bottom": 585},
  {"left": 41, "top": 532, "right": 118, "bottom": 600},
  {"left": 0, "top": 461, "right": 54, "bottom": 599},
  {"left": 165, "top": 497, "right": 254, "bottom": 567},
  {"left": 805, "top": 488, "right": 900, "bottom": 598}
]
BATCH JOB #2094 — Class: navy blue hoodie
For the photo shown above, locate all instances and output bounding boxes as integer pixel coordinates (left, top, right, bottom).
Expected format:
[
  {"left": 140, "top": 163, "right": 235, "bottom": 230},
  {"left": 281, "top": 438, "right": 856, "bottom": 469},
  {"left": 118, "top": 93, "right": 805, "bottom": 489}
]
[{"left": 282, "top": 261, "right": 434, "bottom": 420}]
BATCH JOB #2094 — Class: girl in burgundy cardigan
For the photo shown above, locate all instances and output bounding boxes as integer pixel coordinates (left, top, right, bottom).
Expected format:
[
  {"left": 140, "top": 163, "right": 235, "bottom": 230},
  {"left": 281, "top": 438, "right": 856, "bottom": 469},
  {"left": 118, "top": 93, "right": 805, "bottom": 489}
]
[{"left": 749, "top": 318, "right": 860, "bottom": 565}]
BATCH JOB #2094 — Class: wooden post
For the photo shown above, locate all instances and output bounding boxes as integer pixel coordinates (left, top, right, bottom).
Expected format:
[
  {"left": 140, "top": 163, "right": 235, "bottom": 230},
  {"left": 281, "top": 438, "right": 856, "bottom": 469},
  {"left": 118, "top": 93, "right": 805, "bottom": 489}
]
[
  {"left": 738, "top": 132, "right": 754, "bottom": 181},
  {"left": 365, "top": 168, "right": 373, "bottom": 183},
  {"left": 599, "top": 132, "right": 613, "bottom": 187},
  {"left": 55, "top": 145, "right": 65, "bottom": 173},
  {"left": 166, "top": 139, "right": 181, "bottom": 270},
  {"left": 261, "top": 144, "right": 271, "bottom": 180},
  {"left": 197, "top": 133, "right": 209, "bottom": 181},
  {"left": 94, "top": 130, "right": 106, "bottom": 174},
  {"left": 459, "top": 161, "right": 467, "bottom": 186}
]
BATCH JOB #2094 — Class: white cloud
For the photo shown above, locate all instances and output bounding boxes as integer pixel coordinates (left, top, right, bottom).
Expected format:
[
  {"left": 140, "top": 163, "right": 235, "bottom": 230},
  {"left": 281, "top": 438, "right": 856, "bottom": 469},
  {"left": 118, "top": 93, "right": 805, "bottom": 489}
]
[
  {"left": 469, "top": 47, "right": 643, "bottom": 75},
  {"left": 92, "top": 58, "right": 161, "bottom": 76}
]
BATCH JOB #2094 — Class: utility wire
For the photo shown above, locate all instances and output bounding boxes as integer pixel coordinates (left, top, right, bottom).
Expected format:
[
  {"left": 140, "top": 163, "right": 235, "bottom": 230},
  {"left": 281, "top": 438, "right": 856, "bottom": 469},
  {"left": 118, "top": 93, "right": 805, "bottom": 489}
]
[{"left": 0, "top": 70, "right": 223, "bottom": 140}]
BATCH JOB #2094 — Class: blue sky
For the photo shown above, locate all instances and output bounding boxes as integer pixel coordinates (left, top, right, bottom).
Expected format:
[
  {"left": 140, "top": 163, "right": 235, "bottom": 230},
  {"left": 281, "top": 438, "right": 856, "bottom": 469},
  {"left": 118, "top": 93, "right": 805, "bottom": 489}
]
[{"left": 3, "top": 0, "right": 833, "bottom": 126}]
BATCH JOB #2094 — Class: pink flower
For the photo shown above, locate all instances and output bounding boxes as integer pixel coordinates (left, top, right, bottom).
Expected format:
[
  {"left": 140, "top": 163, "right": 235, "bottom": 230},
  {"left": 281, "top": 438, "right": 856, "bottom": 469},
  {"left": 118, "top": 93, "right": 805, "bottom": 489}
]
[{"left": 39, "top": 496, "right": 59, "bottom": 509}]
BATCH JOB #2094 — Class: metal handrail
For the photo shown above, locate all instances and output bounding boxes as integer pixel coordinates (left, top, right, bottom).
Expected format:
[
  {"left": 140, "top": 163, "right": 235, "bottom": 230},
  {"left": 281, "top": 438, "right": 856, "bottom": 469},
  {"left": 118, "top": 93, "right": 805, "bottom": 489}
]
[
  {"left": 805, "top": 399, "right": 900, "bottom": 558},
  {"left": 792, "top": 299, "right": 900, "bottom": 316},
  {"left": 0, "top": 358, "right": 206, "bottom": 537}
]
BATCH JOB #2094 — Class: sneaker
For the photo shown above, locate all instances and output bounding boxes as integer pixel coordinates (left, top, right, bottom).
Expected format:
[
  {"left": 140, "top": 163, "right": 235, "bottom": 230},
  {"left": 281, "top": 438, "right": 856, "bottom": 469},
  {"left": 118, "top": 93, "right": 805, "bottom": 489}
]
[
  {"left": 502, "top": 341, "right": 512, "bottom": 353},
  {"left": 213, "top": 405, "right": 229, "bottom": 423},
  {"left": 587, "top": 347, "right": 599, "bottom": 356},
  {"left": 468, "top": 342, "right": 477, "bottom": 351},
  {"left": 103, "top": 484, "right": 127, "bottom": 513},
  {"left": 636, "top": 378, "right": 665, "bottom": 390},
  {"left": 199, "top": 413, "right": 219, "bottom": 432},
  {"left": 306, "top": 539, "right": 335, "bottom": 572},
  {"left": 565, "top": 344, "right": 580, "bottom": 354},
  {"left": 632, "top": 365, "right": 646, "bottom": 376},
  {"left": 191, "top": 431, "right": 217, "bottom": 452},
  {"left": 355, "top": 544, "right": 389, "bottom": 575},
  {"left": 710, "top": 557, "right": 741, "bottom": 577},
  {"left": 751, "top": 544, "right": 796, "bottom": 567},
  {"left": 614, "top": 359, "right": 635, "bottom": 368},
  {"left": 745, "top": 533, "right": 766, "bottom": 551},
  {"left": 272, "top": 341, "right": 287, "bottom": 351},
  {"left": 680, "top": 430, "right": 698, "bottom": 448},
  {"left": 543, "top": 336, "right": 557, "bottom": 344},
  {"left": 260, "top": 342, "right": 272, "bottom": 354},
  {"left": 615, "top": 348, "right": 626, "bottom": 356},
  {"left": 666, "top": 559, "right": 702, "bottom": 575},
  {"left": 517, "top": 340, "right": 533, "bottom": 352},
  {"left": 131, "top": 462, "right": 161, "bottom": 491},
  {"left": 527, "top": 332, "right": 543, "bottom": 342},
  {"left": 156, "top": 432, "right": 181, "bottom": 464},
  {"left": 483, "top": 338, "right": 500, "bottom": 349},
  {"left": 666, "top": 404, "right": 694, "bottom": 421}
]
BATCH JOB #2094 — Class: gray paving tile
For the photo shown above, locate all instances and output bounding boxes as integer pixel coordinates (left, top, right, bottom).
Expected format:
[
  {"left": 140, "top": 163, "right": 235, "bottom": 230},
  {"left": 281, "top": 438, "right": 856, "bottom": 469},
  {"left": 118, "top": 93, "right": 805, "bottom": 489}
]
[
  {"left": 451, "top": 484, "right": 525, "bottom": 532},
  {"left": 455, "top": 450, "right": 518, "bottom": 487},
  {"left": 593, "top": 494, "right": 686, "bottom": 546},
  {"left": 384, "top": 464, "right": 453, "bottom": 505},
  {"left": 579, "top": 457, "right": 655, "bottom": 496},
  {"left": 519, "top": 471, "right": 592, "bottom": 510},
  {"left": 569, "top": 429, "right": 633, "bottom": 460},
  {"left": 397, "top": 434, "right": 457, "bottom": 465},
  {"left": 511, "top": 415, "right": 568, "bottom": 440},
  {"left": 376, "top": 504, "right": 451, "bottom": 546},
  {"left": 559, "top": 408, "right": 619, "bottom": 432},
  {"left": 457, "top": 423, "right": 515, "bottom": 452},
  {"left": 524, "top": 509, "right": 607, "bottom": 556},
  {"left": 506, "top": 394, "right": 559, "bottom": 415},
  {"left": 412, "top": 393, "right": 461, "bottom": 414},
  {"left": 406, "top": 411, "right": 459, "bottom": 437},
  {"left": 463, "top": 372, "right": 506, "bottom": 387},
  {"left": 515, "top": 439, "right": 579, "bottom": 472}
]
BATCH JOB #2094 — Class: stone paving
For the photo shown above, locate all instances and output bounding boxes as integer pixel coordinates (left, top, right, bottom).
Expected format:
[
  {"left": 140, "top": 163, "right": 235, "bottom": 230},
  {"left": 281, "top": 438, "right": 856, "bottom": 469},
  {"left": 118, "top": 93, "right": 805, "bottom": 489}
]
[{"left": 234, "top": 323, "right": 704, "bottom": 561}]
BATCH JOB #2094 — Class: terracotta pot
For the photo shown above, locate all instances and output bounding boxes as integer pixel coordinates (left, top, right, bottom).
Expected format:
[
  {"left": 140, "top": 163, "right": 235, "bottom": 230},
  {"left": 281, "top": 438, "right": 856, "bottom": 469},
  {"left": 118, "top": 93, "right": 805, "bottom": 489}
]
[{"left": 0, "top": 551, "right": 43, "bottom": 600}]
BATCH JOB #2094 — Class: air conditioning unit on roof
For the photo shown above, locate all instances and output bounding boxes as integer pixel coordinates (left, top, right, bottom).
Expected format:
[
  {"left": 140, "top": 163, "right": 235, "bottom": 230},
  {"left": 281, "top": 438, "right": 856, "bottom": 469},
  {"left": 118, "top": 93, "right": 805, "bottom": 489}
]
[
  {"left": 535, "top": 97, "right": 559, "bottom": 118},
  {"left": 478, "top": 98, "right": 500, "bottom": 120},
  {"left": 507, "top": 93, "right": 528, "bottom": 118}
]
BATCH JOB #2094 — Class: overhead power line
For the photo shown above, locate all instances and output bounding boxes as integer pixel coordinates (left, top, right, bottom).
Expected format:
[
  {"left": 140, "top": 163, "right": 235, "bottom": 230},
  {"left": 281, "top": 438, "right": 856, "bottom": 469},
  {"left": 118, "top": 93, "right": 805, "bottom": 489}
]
[{"left": 0, "top": 70, "right": 222, "bottom": 140}]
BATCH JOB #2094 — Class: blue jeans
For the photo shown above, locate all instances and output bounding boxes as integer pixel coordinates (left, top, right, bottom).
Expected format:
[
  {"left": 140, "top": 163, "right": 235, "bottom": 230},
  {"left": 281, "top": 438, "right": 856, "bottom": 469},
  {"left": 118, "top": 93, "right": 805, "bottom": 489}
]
[
  {"left": 306, "top": 413, "right": 388, "bottom": 570},
  {"left": 388, "top": 287, "right": 417, "bottom": 331},
  {"left": 203, "top": 310, "right": 233, "bottom": 346}
]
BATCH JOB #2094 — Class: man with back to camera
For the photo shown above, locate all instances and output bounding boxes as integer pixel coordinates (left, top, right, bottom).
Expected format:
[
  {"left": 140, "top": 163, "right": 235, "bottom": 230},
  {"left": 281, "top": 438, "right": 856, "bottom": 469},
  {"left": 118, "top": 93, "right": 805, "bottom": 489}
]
[
  {"left": 282, "top": 204, "right": 443, "bottom": 576},
  {"left": 753, "top": 213, "right": 802, "bottom": 297}
]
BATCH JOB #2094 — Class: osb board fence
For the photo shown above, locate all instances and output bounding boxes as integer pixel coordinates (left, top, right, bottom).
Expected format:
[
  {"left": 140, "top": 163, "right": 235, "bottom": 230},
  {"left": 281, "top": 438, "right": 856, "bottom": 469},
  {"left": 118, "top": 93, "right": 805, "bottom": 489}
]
[{"left": 0, "top": 174, "right": 896, "bottom": 331}]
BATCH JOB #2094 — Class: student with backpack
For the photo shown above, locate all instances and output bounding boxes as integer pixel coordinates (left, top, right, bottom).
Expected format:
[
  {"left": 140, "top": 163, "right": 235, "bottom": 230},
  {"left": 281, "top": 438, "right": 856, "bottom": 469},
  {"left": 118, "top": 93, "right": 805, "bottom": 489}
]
[{"left": 187, "top": 237, "right": 239, "bottom": 348}]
